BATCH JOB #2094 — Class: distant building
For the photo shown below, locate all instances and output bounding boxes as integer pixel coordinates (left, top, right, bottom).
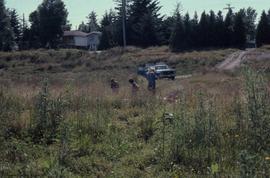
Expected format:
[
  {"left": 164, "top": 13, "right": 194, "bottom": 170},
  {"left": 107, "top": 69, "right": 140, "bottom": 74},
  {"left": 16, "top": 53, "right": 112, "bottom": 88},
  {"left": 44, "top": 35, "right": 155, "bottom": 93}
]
[
  {"left": 246, "top": 35, "right": 257, "bottom": 48},
  {"left": 62, "top": 30, "right": 101, "bottom": 51}
]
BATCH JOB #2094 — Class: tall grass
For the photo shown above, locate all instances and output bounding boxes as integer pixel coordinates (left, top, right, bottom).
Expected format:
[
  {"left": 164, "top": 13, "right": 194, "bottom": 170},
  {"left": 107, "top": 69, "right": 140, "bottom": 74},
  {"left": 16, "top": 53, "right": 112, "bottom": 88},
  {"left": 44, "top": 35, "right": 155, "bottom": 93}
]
[{"left": 0, "top": 68, "right": 269, "bottom": 177}]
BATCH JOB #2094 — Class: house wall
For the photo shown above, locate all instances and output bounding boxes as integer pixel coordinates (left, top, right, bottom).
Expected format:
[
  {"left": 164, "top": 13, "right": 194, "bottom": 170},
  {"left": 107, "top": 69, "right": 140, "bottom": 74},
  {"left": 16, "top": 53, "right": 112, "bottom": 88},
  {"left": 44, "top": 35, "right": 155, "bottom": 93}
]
[
  {"left": 87, "top": 34, "right": 100, "bottom": 51},
  {"left": 63, "top": 33, "right": 101, "bottom": 50},
  {"left": 74, "top": 36, "right": 88, "bottom": 47},
  {"left": 63, "top": 36, "right": 74, "bottom": 46}
]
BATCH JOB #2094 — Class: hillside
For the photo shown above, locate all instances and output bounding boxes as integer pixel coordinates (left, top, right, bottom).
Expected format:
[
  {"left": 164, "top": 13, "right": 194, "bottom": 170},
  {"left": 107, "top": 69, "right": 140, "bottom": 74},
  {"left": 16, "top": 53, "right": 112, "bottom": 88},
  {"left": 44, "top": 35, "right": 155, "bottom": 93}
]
[{"left": 0, "top": 47, "right": 236, "bottom": 82}]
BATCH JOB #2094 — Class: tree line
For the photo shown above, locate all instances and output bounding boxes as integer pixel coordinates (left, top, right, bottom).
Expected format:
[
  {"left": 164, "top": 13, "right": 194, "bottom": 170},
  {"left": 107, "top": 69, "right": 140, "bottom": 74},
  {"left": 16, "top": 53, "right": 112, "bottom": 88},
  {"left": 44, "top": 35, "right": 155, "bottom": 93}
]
[{"left": 1, "top": 0, "right": 270, "bottom": 51}]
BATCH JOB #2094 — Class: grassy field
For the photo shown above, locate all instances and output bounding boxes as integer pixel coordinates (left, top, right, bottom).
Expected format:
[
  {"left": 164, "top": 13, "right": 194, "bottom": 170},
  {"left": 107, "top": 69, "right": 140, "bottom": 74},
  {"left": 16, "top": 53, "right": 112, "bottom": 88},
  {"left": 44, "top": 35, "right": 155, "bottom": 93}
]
[{"left": 0, "top": 46, "right": 270, "bottom": 177}]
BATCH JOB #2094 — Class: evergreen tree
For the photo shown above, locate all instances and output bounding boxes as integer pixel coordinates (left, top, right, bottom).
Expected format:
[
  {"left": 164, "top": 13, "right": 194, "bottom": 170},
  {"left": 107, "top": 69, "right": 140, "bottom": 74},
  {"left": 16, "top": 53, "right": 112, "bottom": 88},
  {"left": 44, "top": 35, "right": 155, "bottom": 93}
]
[
  {"left": 21, "top": 25, "right": 31, "bottom": 50},
  {"left": 233, "top": 11, "right": 247, "bottom": 48},
  {"left": 215, "top": 11, "right": 226, "bottom": 47},
  {"left": 183, "top": 13, "right": 192, "bottom": 49},
  {"left": 160, "top": 3, "right": 182, "bottom": 45},
  {"left": 208, "top": 10, "right": 217, "bottom": 46},
  {"left": 256, "top": 11, "right": 270, "bottom": 47},
  {"left": 267, "top": 9, "right": 270, "bottom": 21},
  {"left": 169, "top": 9, "right": 185, "bottom": 51},
  {"left": 224, "top": 8, "right": 234, "bottom": 47},
  {"left": 190, "top": 11, "right": 199, "bottom": 48},
  {"left": 0, "top": 0, "right": 15, "bottom": 51},
  {"left": 160, "top": 16, "right": 174, "bottom": 45},
  {"left": 198, "top": 11, "right": 210, "bottom": 47},
  {"left": 78, "top": 21, "right": 88, "bottom": 32},
  {"left": 86, "top": 11, "right": 100, "bottom": 32},
  {"left": 245, "top": 7, "right": 257, "bottom": 40},
  {"left": 113, "top": 0, "right": 131, "bottom": 46},
  {"left": 29, "top": 0, "right": 68, "bottom": 48},
  {"left": 99, "top": 11, "right": 116, "bottom": 50},
  {"left": 128, "top": 0, "right": 162, "bottom": 47},
  {"left": 8, "top": 9, "right": 21, "bottom": 44},
  {"left": 29, "top": 10, "right": 41, "bottom": 48}
]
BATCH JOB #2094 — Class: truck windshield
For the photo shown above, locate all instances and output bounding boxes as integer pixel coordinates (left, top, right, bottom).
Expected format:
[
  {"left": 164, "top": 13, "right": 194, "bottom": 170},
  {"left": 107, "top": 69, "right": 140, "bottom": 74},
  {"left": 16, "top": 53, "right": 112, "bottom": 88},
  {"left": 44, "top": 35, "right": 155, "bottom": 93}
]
[{"left": 155, "top": 65, "right": 168, "bottom": 70}]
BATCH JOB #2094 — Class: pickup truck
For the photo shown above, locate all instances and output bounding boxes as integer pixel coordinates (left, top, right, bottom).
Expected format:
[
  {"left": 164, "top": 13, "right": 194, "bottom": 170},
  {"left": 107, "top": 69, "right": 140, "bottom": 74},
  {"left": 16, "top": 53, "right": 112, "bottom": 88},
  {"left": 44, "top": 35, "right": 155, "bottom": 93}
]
[{"left": 137, "top": 63, "right": 176, "bottom": 80}]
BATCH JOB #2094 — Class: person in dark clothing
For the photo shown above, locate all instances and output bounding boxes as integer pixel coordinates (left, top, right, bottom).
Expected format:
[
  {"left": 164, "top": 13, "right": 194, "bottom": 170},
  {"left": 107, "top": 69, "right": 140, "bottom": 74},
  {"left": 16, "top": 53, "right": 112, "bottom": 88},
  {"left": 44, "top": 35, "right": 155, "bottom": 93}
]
[
  {"left": 147, "top": 68, "right": 157, "bottom": 92},
  {"left": 129, "top": 79, "right": 140, "bottom": 94},
  {"left": 111, "top": 79, "right": 119, "bottom": 93}
]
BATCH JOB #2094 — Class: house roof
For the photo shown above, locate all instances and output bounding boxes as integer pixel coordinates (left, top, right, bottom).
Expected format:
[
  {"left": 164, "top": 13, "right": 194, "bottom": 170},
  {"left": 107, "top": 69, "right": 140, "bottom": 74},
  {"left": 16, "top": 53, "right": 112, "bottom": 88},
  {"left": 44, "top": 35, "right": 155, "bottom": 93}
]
[
  {"left": 64, "top": 30, "right": 101, "bottom": 37},
  {"left": 87, "top": 31, "right": 102, "bottom": 35},
  {"left": 64, "top": 30, "right": 88, "bottom": 37}
]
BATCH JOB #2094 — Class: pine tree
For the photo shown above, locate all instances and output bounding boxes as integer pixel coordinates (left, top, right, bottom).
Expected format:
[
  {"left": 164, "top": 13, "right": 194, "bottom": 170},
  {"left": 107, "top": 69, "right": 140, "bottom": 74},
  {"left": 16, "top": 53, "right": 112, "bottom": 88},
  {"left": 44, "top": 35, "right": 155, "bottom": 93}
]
[
  {"left": 29, "top": 10, "right": 41, "bottom": 48},
  {"left": 86, "top": 11, "right": 100, "bottom": 32},
  {"left": 190, "top": 11, "right": 199, "bottom": 48},
  {"left": 224, "top": 8, "right": 234, "bottom": 47},
  {"left": 128, "top": 0, "right": 162, "bottom": 47},
  {"left": 113, "top": 0, "right": 131, "bottom": 46},
  {"left": 169, "top": 9, "right": 185, "bottom": 52},
  {"left": 160, "top": 3, "right": 182, "bottom": 45},
  {"left": 215, "top": 11, "right": 226, "bottom": 47},
  {"left": 0, "top": 0, "right": 15, "bottom": 51},
  {"left": 267, "top": 9, "right": 270, "bottom": 21},
  {"left": 20, "top": 14, "right": 31, "bottom": 50},
  {"left": 160, "top": 16, "right": 174, "bottom": 45},
  {"left": 99, "top": 11, "right": 116, "bottom": 50},
  {"left": 8, "top": 9, "right": 21, "bottom": 44},
  {"left": 78, "top": 21, "right": 88, "bottom": 32},
  {"left": 183, "top": 13, "right": 192, "bottom": 49},
  {"left": 233, "top": 11, "right": 247, "bottom": 48},
  {"left": 198, "top": 11, "right": 210, "bottom": 47},
  {"left": 245, "top": 7, "right": 257, "bottom": 40},
  {"left": 256, "top": 11, "right": 270, "bottom": 47},
  {"left": 208, "top": 10, "right": 217, "bottom": 47}
]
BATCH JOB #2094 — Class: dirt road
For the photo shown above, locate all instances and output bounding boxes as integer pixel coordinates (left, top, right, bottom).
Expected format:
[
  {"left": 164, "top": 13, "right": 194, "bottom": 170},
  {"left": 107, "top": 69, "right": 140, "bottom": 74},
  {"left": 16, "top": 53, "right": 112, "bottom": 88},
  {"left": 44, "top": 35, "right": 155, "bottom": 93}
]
[{"left": 216, "top": 48, "right": 255, "bottom": 70}]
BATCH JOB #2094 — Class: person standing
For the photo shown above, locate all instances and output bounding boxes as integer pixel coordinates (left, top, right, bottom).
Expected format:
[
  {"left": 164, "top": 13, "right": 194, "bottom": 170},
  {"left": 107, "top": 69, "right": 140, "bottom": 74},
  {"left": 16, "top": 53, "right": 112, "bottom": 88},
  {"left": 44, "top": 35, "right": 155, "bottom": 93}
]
[{"left": 147, "top": 67, "right": 157, "bottom": 93}]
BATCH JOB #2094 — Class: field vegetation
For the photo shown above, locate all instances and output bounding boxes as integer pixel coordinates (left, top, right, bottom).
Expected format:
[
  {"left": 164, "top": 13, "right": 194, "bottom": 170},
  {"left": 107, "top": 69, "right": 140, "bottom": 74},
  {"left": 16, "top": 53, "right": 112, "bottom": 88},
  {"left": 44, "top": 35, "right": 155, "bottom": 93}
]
[{"left": 0, "top": 47, "right": 270, "bottom": 177}]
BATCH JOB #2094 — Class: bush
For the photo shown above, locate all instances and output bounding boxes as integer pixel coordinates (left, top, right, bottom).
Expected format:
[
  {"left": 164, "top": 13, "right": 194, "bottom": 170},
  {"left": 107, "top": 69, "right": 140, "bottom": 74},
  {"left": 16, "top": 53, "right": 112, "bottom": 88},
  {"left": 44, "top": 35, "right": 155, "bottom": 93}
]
[{"left": 30, "top": 79, "right": 67, "bottom": 144}]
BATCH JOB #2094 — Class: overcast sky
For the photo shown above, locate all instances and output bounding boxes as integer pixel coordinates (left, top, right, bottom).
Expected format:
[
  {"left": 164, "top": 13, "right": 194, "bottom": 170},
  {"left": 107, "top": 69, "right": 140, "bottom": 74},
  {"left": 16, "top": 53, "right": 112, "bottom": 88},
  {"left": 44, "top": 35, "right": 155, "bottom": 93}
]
[{"left": 6, "top": 0, "right": 270, "bottom": 29}]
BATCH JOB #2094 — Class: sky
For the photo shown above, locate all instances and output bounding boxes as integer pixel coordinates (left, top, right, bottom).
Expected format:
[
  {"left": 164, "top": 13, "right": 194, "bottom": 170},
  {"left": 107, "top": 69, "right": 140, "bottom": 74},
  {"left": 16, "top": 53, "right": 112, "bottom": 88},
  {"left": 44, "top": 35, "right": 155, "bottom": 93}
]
[{"left": 5, "top": 0, "right": 270, "bottom": 29}]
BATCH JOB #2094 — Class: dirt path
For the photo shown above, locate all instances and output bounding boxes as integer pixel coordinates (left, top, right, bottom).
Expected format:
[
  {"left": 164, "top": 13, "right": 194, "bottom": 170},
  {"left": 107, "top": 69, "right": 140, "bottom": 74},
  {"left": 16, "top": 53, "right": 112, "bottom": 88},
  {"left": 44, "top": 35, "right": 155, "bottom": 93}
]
[{"left": 216, "top": 48, "right": 255, "bottom": 70}]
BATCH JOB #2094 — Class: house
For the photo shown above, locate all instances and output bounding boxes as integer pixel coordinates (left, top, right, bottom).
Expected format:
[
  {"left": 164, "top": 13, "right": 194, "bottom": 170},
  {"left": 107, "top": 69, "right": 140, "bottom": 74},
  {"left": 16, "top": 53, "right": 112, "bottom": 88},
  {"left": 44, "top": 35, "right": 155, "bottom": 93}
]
[{"left": 63, "top": 30, "right": 101, "bottom": 51}]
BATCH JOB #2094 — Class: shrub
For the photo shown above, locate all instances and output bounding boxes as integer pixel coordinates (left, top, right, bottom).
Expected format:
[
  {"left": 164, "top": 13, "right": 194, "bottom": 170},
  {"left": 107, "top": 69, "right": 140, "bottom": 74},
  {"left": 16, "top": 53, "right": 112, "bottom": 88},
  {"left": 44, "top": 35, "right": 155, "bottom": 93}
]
[{"left": 30, "top": 79, "right": 67, "bottom": 144}]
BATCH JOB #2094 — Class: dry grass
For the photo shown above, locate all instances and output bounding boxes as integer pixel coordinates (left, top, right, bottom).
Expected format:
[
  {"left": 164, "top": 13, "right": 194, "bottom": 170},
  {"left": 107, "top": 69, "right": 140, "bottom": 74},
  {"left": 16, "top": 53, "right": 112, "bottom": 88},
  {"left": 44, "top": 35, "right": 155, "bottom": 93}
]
[
  {"left": 0, "top": 46, "right": 237, "bottom": 84},
  {"left": 0, "top": 46, "right": 270, "bottom": 177}
]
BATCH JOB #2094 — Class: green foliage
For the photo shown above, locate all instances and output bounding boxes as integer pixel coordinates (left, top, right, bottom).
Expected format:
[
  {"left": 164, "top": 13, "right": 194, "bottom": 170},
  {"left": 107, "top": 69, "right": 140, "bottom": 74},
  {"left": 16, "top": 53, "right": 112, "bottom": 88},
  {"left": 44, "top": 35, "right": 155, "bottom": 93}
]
[
  {"left": 0, "top": 68, "right": 269, "bottom": 177},
  {"left": 256, "top": 10, "right": 270, "bottom": 47},
  {"left": 169, "top": 10, "right": 185, "bottom": 52},
  {"left": 99, "top": 11, "right": 116, "bottom": 50},
  {"left": 169, "top": 7, "right": 254, "bottom": 51},
  {"left": 8, "top": 9, "right": 21, "bottom": 43},
  {"left": 233, "top": 11, "right": 247, "bottom": 48},
  {"left": 0, "top": 89, "right": 23, "bottom": 139},
  {"left": 86, "top": 11, "right": 100, "bottom": 32},
  {"left": 128, "top": 0, "right": 163, "bottom": 47},
  {"left": 30, "top": 79, "right": 67, "bottom": 144},
  {"left": 243, "top": 68, "right": 270, "bottom": 153},
  {"left": 29, "top": 0, "right": 68, "bottom": 48},
  {"left": 0, "top": 0, "right": 15, "bottom": 51}
]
